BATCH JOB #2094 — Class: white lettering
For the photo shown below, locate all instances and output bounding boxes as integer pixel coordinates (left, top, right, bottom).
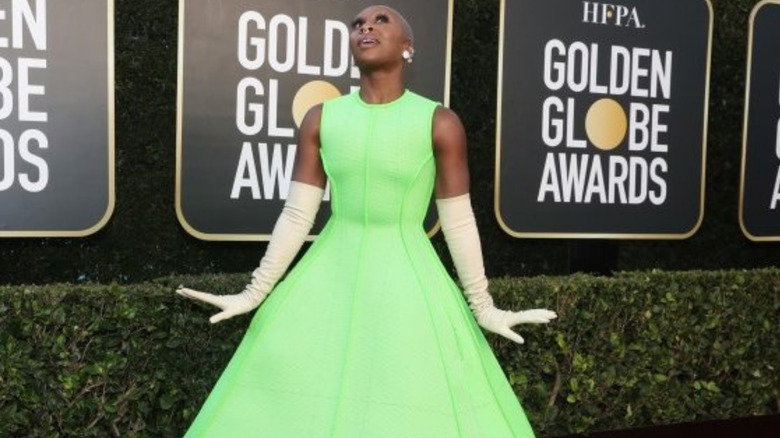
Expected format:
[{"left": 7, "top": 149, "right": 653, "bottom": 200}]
[
  {"left": 18, "top": 128, "right": 47, "bottom": 192},
  {"left": 12, "top": 0, "right": 46, "bottom": 50},
  {"left": 582, "top": 1, "right": 599, "bottom": 23},
  {"left": 18, "top": 57, "right": 46, "bottom": 122},
  {"left": 608, "top": 156, "right": 628, "bottom": 204},
  {"left": 628, "top": 156, "right": 648, "bottom": 204},
  {"left": 630, "top": 47, "right": 649, "bottom": 98},
  {"left": 231, "top": 142, "right": 261, "bottom": 199},
  {"left": 565, "top": 98, "right": 586, "bottom": 148},
  {"left": 0, "top": 56, "right": 12, "bottom": 120},
  {"left": 610, "top": 45, "right": 630, "bottom": 95},
  {"left": 236, "top": 77, "right": 264, "bottom": 135},
  {"left": 259, "top": 143, "right": 296, "bottom": 199},
  {"left": 536, "top": 153, "right": 667, "bottom": 205},
  {"left": 542, "top": 96, "right": 564, "bottom": 147},
  {"left": 771, "top": 168, "right": 780, "bottom": 210},
  {"left": 559, "top": 152, "right": 588, "bottom": 202},
  {"left": 268, "top": 79, "right": 293, "bottom": 138},
  {"left": 649, "top": 158, "right": 667, "bottom": 205},
  {"left": 544, "top": 39, "right": 566, "bottom": 91},
  {"left": 651, "top": 50, "right": 672, "bottom": 99},
  {"left": 0, "top": 129, "right": 13, "bottom": 190},
  {"left": 651, "top": 104, "right": 669, "bottom": 153},
  {"left": 237, "top": 11, "right": 266, "bottom": 70},
  {"left": 542, "top": 41, "right": 672, "bottom": 99},
  {"left": 588, "top": 44, "right": 608, "bottom": 94},
  {"left": 231, "top": 143, "right": 299, "bottom": 200},
  {"left": 629, "top": 103, "right": 649, "bottom": 151},
  {"left": 296, "top": 17, "right": 320, "bottom": 75},
  {"left": 537, "top": 152, "right": 560, "bottom": 202},
  {"left": 268, "top": 14, "right": 295, "bottom": 73},
  {"left": 323, "top": 20, "right": 349, "bottom": 77},
  {"left": 567, "top": 42, "right": 589, "bottom": 93},
  {"left": 0, "top": 9, "right": 6, "bottom": 48},
  {"left": 584, "top": 155, "right": 606, "bottom": 203}
]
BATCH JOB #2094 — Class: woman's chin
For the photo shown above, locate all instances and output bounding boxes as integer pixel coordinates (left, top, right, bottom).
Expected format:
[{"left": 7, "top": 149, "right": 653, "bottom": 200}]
[{"left": 354, "top": 57, "right": 402, "bottom": 73}]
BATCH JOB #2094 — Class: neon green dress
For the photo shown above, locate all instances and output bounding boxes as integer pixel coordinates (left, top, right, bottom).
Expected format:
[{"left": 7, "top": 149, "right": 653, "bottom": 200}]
[{"left": 183, "top": 90, "right": 536, "bottom": 438}]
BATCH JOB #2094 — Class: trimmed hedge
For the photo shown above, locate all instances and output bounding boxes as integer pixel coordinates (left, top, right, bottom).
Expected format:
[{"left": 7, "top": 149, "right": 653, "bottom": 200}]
[{"left": 1, "top": 269, "right": 777, "bottom": 437}]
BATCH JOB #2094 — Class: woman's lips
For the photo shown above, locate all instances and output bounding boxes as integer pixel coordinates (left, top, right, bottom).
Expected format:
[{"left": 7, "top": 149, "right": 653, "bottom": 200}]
[{"left": 359, "top": 37, "right": 379, "bottom": 47}]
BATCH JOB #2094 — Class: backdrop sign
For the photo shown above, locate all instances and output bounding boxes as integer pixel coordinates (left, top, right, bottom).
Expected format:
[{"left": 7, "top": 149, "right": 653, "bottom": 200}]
[
  {"left": 496, "top": 0, "right": 712, "bottom": 238},
  {"left": 177, "top": 0, "right": 452, "bottom": 240},
  {"left": 0, "top": 0, "right": 114, "bottom": 237},
  {"left": 739, "top": 0, "right": 780, "bottom": 241}
]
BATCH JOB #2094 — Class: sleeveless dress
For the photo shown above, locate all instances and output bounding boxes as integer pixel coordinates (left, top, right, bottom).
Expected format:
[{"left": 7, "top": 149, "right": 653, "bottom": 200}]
[{"left": 183, "top": 90, "right": 536, "bottom": 438}]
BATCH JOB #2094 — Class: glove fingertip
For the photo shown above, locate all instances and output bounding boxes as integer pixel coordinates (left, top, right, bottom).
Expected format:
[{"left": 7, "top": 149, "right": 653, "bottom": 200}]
[{"left": 502, "top": 329, "right": 525, "bottom": 345}]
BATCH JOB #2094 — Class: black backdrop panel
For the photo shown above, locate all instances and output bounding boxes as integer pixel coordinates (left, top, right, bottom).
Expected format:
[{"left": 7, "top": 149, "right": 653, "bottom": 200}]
[
  {"left": 496, "top": 0, "right": 712, "bottom": 238},
  {"left": 0, "top": 0, "right": 114, "bottom": 237},
  {"left": 177, "top": 0, "right": 452, "bottom": 240},
  {"left": 740, "top": 1, "right": 780, "bottom": 241}
]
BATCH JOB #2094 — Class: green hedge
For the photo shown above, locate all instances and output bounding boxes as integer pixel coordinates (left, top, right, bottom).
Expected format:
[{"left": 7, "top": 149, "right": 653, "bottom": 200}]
[{"left": 1, "top": 269, "right": 777, "bottom": 437}]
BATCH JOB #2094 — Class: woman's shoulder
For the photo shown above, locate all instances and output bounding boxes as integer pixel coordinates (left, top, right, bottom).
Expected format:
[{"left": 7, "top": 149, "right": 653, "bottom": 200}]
[
  {"left": 405, "top": 89, "right": 442, "bottom": 107},
  {"left": 322, "top": 92, "right": 355, "bottom": 109}
]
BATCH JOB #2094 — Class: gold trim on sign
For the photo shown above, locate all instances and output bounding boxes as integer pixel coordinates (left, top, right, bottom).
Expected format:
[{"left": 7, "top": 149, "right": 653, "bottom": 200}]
[
  {"left": 493, "top": 0, "right": 714, "bottom": 240},
  {"left": 1, "top": 0, "right": 116, "bottom": 238},
  {"left": 176, "top": 0, "right": 454, "bottom": 241},
  {"left": 739, "top": 0, "right": 780, "bottom": 242},
  {"left": 174, "top": 0, "right": 277, "bottom": 241}
]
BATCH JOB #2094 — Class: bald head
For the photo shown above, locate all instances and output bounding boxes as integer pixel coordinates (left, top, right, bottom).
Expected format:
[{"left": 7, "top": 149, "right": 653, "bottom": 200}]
[
  {"left": 357, "top": 5, "right": 414, "bottom": 44},
  {"left": 386, "top": 5, "right": 415, "bottom": 44}
]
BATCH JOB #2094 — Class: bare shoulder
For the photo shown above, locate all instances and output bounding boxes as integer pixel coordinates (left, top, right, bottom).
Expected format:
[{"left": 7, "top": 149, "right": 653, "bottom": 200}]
[
  {"left": 299, "top": 103, "right": 324, "bottom": 139},
  {"left": 433, "top": 105, "right": 465, "bottom": 131},
  {"left": 432, "top": 105, "right": 466, "bottom": 153},
  {"left": 291, "top": 103, "right": 326, "bottom": 186}
]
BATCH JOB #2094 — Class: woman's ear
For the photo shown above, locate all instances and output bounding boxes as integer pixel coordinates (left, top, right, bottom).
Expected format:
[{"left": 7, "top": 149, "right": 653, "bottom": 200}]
[{"left": 402, "top": 45, "right": 415, "bottom": 63}]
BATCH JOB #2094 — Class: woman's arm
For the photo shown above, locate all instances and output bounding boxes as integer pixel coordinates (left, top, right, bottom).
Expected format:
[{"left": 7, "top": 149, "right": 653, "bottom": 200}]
[
  {"left": 432, "top": 106, "right": 556, "bottom": 345},
  {"left": 292, "top": 105, "right": 327, "bottom": 188},
  {"left": 176, "top": 105, "right": 327, "bottom": 323},
  {"left": 432, "top": 106, "right": 470, "bottom": 198}
]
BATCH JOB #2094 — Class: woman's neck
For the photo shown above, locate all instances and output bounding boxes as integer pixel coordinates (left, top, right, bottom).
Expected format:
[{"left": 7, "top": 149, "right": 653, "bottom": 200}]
[{"left": 358, "top": 70, "right": 406, "bottom": 104}]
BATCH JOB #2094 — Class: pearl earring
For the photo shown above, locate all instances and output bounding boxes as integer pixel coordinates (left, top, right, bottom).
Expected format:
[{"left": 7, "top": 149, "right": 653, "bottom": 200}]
[{"left": 402, "top": 49, "right": 414, "bottom": 64}]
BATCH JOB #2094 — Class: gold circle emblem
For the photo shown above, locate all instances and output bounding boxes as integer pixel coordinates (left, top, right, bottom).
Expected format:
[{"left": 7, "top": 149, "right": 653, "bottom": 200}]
[
  {"left": 292, "top": 81, "right": 342, "bottom": 128},
  {"left": 585, "top": 98, "right": 627, "bottom": 151}
]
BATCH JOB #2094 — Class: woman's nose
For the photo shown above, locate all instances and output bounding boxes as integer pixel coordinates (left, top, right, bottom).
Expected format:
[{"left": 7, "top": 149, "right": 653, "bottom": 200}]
[{"left": 360, "top": 24, "right": 373, "bottom": 34}]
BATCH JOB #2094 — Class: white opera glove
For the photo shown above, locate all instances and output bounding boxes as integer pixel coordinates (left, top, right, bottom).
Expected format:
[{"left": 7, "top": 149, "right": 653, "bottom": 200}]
[
  {"left": 436, "top": 193, "right": 557, "bottom": 345},
  {"left": 176, "top": 181, "right": 324, "bottom": 323}
]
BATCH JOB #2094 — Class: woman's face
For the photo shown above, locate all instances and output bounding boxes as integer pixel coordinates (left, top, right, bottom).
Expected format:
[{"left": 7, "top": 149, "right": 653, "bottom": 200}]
[{"left": 349, "top": 6, "right": 411, "bottom": 71}]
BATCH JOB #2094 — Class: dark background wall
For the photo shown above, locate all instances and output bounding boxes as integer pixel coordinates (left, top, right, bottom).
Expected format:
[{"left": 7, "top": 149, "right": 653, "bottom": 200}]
[{"left": 0, "top": 0, "right": 777, "bottom": 285}]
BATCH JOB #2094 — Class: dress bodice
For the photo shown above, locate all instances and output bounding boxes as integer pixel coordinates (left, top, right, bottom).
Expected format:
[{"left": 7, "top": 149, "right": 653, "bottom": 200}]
[{"left": 319, "top": 90, "right": 440, "bottom": 228}]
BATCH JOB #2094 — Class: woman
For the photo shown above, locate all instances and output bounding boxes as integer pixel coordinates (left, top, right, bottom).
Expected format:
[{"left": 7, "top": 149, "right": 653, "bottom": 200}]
[{"left": 177, "top": 5, "right": 556, "bottom": 437}]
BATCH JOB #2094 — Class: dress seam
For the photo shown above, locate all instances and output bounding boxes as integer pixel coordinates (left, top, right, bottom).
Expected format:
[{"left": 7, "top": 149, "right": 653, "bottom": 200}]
[
  {"left": 192, "top": 216, "right": 338, "bottom": 437},
  {"left": 326, "top": 107, "right": 373, "bottom": 437},
  {"left": 424, "top": 240, "right": 522, "bottom": 436},
  {"left": 397, "top": 152, "right": 466, "bottom": 437}
]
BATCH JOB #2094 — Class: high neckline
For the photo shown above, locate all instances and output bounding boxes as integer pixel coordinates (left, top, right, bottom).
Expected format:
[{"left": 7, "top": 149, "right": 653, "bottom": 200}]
[{"left": 354, "top": 89, "right": 410, "bottom": 108}]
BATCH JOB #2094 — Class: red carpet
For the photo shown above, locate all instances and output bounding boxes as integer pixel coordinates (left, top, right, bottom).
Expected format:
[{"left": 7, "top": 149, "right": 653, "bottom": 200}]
[{"left": 555, "top": 414, "right": 779, "bottom": 438}]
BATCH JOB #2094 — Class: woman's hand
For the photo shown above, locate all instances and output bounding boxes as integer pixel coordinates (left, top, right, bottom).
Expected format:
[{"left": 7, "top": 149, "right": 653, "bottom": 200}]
[
  {"left": 474, "top": 306, "right": 557, "bottom": 345},
  {"left": 175, "top": 106, "right": 325, "bottom": 325},
  {"left": 176, "top": 285, "right": 267, "bottom": 324}
]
